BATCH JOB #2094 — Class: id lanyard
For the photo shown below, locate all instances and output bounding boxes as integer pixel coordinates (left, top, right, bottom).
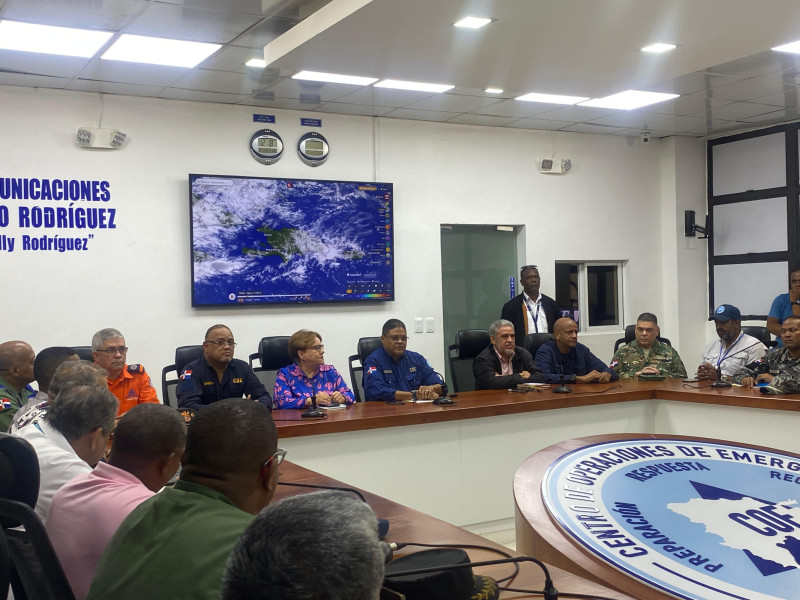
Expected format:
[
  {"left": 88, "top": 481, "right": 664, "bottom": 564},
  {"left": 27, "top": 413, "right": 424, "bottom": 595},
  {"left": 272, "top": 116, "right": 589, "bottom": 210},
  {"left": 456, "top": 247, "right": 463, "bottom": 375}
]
[
  {"left": 717, "top": 332, "right": 744, "bottom": 367},
  {"left": 524, "top": 296, "right": 541, "bottom": 333}
]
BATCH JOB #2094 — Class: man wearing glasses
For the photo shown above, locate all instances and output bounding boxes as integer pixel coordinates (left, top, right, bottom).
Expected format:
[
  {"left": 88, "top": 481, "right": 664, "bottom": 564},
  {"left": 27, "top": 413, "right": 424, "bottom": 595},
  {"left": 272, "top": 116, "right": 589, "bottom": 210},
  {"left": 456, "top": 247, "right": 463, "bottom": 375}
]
[
  {"left": 92, "top": 328, "right": 159, "bottom": 416},
  {"left": 362, "top": 319, "right": 446, "bottom": 402},
  {"left": 176, "top": 324, "right": 272, "bottom": 411},
  {"left": 501, "top": 265, "right": 560, "bottom": 343}
]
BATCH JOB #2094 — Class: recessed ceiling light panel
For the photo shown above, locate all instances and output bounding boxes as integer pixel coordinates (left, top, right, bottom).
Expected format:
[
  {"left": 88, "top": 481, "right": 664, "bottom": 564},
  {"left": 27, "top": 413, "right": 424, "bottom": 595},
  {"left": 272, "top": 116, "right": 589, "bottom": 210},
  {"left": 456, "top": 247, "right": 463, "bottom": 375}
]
[
  {"left": 0, "top": 20, "right": 113, "bottom": 58},
  {"left": 374, "top": 79, "right": 454, "bottom": 93},
  {"left": 516, "top": 92, "right": 589, "bottom": 105},
  {"left": 641, "top": 43, "right": 676, "bottom": 53},
  {"left": 454, "top": 17, "right": 493, "bottom": 29},
  {"left": 246, "top": 58, "right": 266, "bottom": 68},
  {"left": 579, "top": 90, "right": 679, "bottom": 110},
  {"left": 292, "top": 70, "right": 377, "bottom": 86},
  {"left": 485, "top": 88, "right": 503, "bottom": 94},
  {"left": 101, "top": 34, "right": 221, "bottom": 68},
  {"left": 773, "top": 40, "right": 800, "bottom": 54}
]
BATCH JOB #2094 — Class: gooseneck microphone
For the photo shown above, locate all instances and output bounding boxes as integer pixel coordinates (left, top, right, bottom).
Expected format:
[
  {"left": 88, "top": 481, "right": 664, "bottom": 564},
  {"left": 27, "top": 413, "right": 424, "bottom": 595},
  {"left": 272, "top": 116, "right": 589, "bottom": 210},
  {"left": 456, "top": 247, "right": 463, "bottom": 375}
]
[
  {"left": 710, "top": 340, "right": 764, "bottom": 388},
  {"left": 301, "top": 394, "right": 326, "bottom": 419}
]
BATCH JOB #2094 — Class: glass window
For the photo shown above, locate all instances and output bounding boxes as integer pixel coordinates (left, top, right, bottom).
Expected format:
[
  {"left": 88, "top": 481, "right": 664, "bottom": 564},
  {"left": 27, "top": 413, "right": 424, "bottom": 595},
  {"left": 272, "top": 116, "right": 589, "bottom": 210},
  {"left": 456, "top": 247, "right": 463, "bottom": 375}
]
[{"left": 556, "top": 262, "right": 624, "bottom": 330}]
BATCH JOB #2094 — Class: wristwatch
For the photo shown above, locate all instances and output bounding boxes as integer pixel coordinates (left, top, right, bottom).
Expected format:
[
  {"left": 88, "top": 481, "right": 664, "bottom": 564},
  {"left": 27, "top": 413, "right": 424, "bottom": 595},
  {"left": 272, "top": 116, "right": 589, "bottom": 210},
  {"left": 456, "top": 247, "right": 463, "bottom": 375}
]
[{"left": 794, "top": 299, "right": 800, "bottom": 305}]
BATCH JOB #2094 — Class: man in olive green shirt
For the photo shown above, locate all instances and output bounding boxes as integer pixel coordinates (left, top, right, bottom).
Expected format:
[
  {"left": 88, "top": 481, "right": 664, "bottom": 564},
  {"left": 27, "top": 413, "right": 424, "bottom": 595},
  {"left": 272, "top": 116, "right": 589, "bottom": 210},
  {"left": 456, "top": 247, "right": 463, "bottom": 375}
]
[
  {"left": 0, "top": 340, "right": 36, "bottom": 430},
  {"left": 611, "top": 313, "right": 687, "bottom": 378},
  {"left": 86, "top": 399, "right": 283, "bottom": 600}
]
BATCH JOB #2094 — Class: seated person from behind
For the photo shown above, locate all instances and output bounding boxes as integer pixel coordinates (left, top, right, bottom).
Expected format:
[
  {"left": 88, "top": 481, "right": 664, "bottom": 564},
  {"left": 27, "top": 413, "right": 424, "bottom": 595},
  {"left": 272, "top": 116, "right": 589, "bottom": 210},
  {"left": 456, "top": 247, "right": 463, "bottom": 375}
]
[
  {"left": 47, "top": 404, "right": 186, "bottom": 600},
  {"left": 176, "top": 324, "right": 272, "bottom": 410},
  {"left": 222, "top": 491, "right": 384, "bottom": 600},
  {"left": 10, "top": 346, "right": 78, "bottom": 433},
  {"left": 697, "top": 304, "right": 766, "bottom": 381},
  {"left": 86, "top": 399, "right": 282, "bottom": 600},
  {"left": 473, "top": 319, "right": 544, "bottom": 390},
  {"left": 92, "top": 328, "right": 159, "bottom": 416},
  {"left": 536, "top": 318, "right": 618, "bottom": 384},
  {"left": 610, "top": 312, "right": 687, "bottom": 379},
  {"left": 0, "top": 340, "right": 37, "bottom": 430},
  {"left": 363, "top": 319, "right": 446, "bottom": 402},
  {"left": 273, "top": 330, "right": 354, "bottom": 408},
  {"left": 733, "top": 315, "right": 800, "bottom": 394}
]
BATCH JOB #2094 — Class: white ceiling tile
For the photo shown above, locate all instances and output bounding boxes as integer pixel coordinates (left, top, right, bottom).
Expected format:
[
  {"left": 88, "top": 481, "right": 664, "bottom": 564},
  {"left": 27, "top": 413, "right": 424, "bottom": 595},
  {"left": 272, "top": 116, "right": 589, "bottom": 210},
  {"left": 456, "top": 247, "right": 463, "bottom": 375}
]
[
  {"left": 559, "top": 123, "right": 629, "bottom": 135},
  {"left": 505, "top": 118, "right": 575, "bottom": 130},
  {"left": 382, "top": 108, "right": 460, "bottom": 122},
  {"left": 693, "top": 101, "right": 788, "bottom": 121},
  {"left": 125, "top": 3, "right": 262, "bottom": 43},
  {"left": 244, "top": 96, "right": 321, "bottom": 110},
  {"left": 66, "top": 79, "right": 166, "bottom": 97},
  {"left": 0, "top": 49, "right": 91, "bottom": 78},
  {"left": 171, "top": 69, "right": 279, "bottom": 94},
  {"left": 477, "top": 100, "right": 564, "bottom": 119},
  {"left": 0, "top": 72, "right": 70, "bottom": 89},
  {"left": 648, "top": 115, "right": 736, "bottom": 135},
  {"left": 588, "top": 110, "right": 670, "bottom": 128},
  {"left": 77, "top": 58, "right": 188, "bottom": 86},
  {"left": 739, "top": 108, "right": 800, "bottom": 124},
  {"left": 405, "top": 94, "right": 504, "bottom": 112},
  {"left": 257, "top": 78, "right": 358, "bottom": 102},
  {"left": 648, "top": 91, "right": 734, "bottom": 116},
  {"left": 711, "top": 76, "right": 798, "bottom": 102},
  {"left": 230, "top": 17, "right": 299, "bottom": 49},
  {"left": 531, "top": 104, "right": 618, "bottom": 122},
  {"left": 333, "top": 87, "right": 437, "bottom": 108},
  {"left": 315, "top": 102, "right": 394, "bottom": 116},
  {"left": 2, "top": 0, "right": 147, "bottom": 30},
  {"left": 158, "top": 88, "right": 247, "bottom": 103},
  {"left": 447, "top": 114, "right": 517, "bottom": 127}
]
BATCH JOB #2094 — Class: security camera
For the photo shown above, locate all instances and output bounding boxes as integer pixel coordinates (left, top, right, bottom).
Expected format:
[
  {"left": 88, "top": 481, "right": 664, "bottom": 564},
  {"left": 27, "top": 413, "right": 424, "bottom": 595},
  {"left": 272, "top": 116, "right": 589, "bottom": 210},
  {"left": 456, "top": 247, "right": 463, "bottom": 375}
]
[{"left": 640, "top": 132, "right": 651, "bottom": 143}]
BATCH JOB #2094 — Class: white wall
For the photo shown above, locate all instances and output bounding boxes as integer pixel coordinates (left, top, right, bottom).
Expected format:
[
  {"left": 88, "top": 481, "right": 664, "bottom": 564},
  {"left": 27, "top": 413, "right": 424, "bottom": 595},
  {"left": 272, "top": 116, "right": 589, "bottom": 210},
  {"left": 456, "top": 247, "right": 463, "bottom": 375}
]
[{"left": 0, "top": 85, "right": 708, "bottom": 386}]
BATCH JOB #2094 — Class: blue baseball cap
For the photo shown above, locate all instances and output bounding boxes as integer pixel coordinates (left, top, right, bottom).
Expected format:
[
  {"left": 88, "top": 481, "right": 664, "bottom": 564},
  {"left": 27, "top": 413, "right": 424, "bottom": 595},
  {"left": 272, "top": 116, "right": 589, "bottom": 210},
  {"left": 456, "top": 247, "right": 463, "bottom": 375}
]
[{"left": 710, "top": 304, "right": 741, "bottom": 321}]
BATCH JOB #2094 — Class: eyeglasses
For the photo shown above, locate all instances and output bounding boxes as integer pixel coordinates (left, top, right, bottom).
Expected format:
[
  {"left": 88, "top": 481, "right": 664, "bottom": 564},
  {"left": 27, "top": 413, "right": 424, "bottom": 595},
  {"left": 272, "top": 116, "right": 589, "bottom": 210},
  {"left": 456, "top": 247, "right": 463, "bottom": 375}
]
[
  {"left": 205, "top": 339, "right": 237, "bottom": 347},
  {"left": 97, "top": 346, "right": 128, "bottom": 355},
  {"left": 306, "top": 345, "right": 324, "bottom": 352},
  {"left": 387, "top": 335, "right": 408, "bottom": 342},
  {"left": 260, "top": 448, "right": 287, "bottom": 479}
]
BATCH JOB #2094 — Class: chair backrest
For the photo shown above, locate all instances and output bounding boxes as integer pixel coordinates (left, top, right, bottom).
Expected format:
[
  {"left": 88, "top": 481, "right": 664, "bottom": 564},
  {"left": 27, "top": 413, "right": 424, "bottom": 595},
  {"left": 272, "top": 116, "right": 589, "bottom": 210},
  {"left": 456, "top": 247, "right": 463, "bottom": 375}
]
[
  {"left": 0, "top": 432, "right": 75, "bottom": 600},
  {"left": 348, "top": 337, "right": 382, "bottom": 402},
  {"left": 70, "top": 346, "right": 94, "bottom": 362},
  {"left": 613, "top": 324, "right": 671, "bottom": 353},
  {"left": 448, "top": 330, "right": 490, "bottom": 393},
  {"left": 742, "top": 325, "right": 774, "bottom": 347},
  {"left": 161, "top": 345, "right": 204, "bottom": 409},
  {"left": 248, "top": 336, "right": 293, "bottom": 393},
  {"left": 523, "top": 333, "right": 554, "bottom": 358}
]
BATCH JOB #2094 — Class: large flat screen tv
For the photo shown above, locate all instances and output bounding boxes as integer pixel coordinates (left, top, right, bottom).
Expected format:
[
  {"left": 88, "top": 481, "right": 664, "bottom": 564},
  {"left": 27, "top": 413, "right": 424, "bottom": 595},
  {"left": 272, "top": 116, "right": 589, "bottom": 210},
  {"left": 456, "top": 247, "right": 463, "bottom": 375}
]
[{"left": 190, "top": 174, "right": 394, "bottom": 306}]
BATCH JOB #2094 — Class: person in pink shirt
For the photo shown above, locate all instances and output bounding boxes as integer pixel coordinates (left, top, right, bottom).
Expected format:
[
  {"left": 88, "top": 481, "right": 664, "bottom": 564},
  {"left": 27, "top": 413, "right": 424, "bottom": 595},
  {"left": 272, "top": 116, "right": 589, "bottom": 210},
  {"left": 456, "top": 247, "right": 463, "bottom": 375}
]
[{"left": 46, "top": 403, "right": 186, "bottom": 599}]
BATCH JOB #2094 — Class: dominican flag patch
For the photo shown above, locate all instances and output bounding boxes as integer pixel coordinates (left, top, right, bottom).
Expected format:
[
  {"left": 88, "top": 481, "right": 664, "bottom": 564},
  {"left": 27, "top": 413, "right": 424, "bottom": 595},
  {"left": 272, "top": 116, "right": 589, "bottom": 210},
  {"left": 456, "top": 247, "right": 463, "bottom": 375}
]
[
  {"left": 0, "top": 399, "right": 11, "bottom": 411},
  {"left": 366, "top": 366, "right": 378, "bottom": 375},
  {"left": 609, "top": 359, "right": 619, "bottom": 368},
  {"left": 179, "top": 370, "right": 193, "bottom": 380}
]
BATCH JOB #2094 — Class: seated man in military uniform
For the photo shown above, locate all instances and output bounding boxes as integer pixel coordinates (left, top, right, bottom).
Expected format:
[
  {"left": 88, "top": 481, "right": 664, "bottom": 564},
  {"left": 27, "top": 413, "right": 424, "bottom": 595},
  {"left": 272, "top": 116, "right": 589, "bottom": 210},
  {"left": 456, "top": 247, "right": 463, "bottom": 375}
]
[
  {"left": 363, "top": 319, "right": 446, "bottom": 402},
  {"left": 733, "top": 315, "right": 800, "bottom": 394},
  {"left": 610, "top": 313, "right": 687, "bottom": 379}
]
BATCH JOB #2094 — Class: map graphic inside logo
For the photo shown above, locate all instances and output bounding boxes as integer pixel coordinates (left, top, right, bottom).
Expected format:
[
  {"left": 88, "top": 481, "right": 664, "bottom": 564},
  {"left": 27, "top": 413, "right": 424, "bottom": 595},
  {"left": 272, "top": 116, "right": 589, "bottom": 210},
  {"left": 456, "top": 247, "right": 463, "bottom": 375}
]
[{"left": 542, "top": 439, "right": 800, "bottom": 600}]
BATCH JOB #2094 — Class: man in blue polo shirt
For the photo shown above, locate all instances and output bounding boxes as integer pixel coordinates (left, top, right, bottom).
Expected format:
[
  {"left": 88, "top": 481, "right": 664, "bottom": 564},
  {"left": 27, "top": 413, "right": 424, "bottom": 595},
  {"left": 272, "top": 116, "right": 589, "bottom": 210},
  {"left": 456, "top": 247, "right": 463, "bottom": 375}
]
[
  {"left": 176, "top": 324, "right": 272, "bottom": 410},
  {"left": 362, "top": 319, "right": 446, "bottom": 402},
  {"left": 535, "top": 318, "right": 618, "bottom": 384}
]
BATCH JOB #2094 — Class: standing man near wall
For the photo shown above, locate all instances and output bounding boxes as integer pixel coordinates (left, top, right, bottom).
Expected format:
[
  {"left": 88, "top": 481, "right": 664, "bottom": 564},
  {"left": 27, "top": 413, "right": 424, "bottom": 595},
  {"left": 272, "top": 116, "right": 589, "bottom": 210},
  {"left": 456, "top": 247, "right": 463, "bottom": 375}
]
[
  {"left": 0, "top": 340, "right": 37, "bottom": 430},
  {"left": 767, "top": 269, "right": 800, "bottom": 347},
  {"left": 92, "top": 328, "right": 159, "bottom": 415},
  {"left": 501, "top": 265, "right": 559, "bottom": 343}
]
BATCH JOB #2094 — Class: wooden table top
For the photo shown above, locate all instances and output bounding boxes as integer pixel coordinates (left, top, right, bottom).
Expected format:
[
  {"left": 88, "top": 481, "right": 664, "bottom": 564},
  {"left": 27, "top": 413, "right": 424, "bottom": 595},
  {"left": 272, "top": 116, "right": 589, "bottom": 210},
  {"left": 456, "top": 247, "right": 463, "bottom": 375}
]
[
  {"left": 276, "top": 460, "right": 635, "bottom": 599},
  {"left": 271, "top": 379, "right": 800, "bottom": 438}
]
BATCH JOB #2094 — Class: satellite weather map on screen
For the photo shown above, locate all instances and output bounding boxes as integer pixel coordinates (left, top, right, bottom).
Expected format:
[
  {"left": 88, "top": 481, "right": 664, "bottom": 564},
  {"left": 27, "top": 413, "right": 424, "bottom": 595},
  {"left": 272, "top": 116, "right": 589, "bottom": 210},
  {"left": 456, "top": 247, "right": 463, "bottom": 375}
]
[{"left": 190, "top": 174, "right": 394, "bottom": 306}]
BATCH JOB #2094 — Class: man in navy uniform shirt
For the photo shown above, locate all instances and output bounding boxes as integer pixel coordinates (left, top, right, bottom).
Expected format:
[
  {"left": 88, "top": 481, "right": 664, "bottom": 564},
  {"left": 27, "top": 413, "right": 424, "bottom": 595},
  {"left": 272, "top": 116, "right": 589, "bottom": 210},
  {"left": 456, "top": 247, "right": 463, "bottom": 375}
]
[
  {"left": 535, "top": 318, "right": 618, "bottom": 384},
  {"left": 176, "top": 324, "right": 272, "bottom": 410},
  {"left": 362, "top": 319, "right": 446, "bottom": 402}
]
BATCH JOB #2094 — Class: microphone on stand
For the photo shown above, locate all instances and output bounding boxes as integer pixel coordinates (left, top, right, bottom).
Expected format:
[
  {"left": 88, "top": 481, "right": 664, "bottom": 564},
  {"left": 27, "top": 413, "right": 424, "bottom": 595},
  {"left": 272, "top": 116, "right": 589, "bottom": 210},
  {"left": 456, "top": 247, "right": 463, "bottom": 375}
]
[
  {"left": 708, "top": 340, "right": 765, "bottom": 388},
  {"left": 301, "top": 395, "right": 326, "bottom": 419},
  {"left": 553, "top": 374, "right": 572, "bottom": 394}
]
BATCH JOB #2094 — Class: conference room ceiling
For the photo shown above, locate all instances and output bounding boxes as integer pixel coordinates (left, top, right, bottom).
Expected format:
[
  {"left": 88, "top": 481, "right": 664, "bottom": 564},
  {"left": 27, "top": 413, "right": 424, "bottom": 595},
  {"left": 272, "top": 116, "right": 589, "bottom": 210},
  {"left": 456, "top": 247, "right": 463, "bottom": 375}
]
[{"left": 4, "top": 0, "right": 800, "bottom": 139}]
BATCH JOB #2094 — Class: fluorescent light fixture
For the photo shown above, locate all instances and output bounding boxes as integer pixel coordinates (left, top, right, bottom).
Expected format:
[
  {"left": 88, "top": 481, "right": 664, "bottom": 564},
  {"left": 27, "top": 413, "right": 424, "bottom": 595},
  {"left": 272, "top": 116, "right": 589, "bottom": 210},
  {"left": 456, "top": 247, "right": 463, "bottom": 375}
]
[
  {"left": 374, "top": 79, "right": 454, "bottom": 93},
  {"left": 454, "top": 16, "right": 493, "bottom": 29},
  {"left": 579, "top": 90, "right": 679, "bottom": 110},
  {"left": 245, "top": 58, "right": 266, "bottom": 68},
  {"left": 292, "top": 70, "right": 378, "bottom": 86},
  {"left": 772, "top": 40, "right": 800, "bottom": 54},
  {"left": 102, "top": 34, "right": 221, "bottom": 68},
  {"left": 641, "top": 43, "right": 676, "bottom": 53},
  {"left": 516, "top": 92, "right": 589, "bottom": 105},
  {"left": 485, "top": 88, "right": 503, "bottom": 94},
  {"left": 0, "top": 19, "right": 113, "bottom": 58}
]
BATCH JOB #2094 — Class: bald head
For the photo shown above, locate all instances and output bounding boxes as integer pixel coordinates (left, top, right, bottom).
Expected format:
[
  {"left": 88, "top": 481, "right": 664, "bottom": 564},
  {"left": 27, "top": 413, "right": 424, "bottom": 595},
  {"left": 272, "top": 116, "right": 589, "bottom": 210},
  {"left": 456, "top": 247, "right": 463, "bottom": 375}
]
[
  {"left": 553, "top": 318, "right": 579, "bottom": 352},
  {"left": 0, "top": 341, "right": 35, "bottom": 391}
]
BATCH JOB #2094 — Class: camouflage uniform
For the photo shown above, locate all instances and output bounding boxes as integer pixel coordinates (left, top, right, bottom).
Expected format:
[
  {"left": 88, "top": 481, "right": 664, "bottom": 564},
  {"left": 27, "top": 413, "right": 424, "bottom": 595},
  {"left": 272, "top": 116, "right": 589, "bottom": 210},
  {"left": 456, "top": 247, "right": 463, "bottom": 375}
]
[
  {"left": 732, "top": 348, "right": 800, "bottom": 394},
  {"left": 610, "top": 340, "right": 687, "bottom": 378}
]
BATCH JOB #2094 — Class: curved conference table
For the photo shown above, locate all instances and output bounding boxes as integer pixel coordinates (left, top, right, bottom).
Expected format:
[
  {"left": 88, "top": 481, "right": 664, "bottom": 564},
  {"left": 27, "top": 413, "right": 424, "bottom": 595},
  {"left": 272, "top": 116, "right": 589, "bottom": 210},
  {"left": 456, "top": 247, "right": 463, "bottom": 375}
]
[{"left": 273, "top": 380, "right": 800, "bottom": 528}]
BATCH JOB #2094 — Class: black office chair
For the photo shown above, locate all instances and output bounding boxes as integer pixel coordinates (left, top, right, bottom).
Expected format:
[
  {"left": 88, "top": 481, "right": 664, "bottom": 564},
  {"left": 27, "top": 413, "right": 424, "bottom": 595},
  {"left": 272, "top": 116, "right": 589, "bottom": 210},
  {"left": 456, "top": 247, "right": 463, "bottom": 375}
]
[
  {"left": 70, "top": 346, "right": 94, "bottom": 361},
  {"left": 742, "top": 326, "right": 776, "bottom": 348},
  {"left": 523, "top": 333, "right": 554, "bottom": 358},
  {"left": 613, "top": 325, "right": 671, "bottom": 353},
  {"left": 248, "top": 336, "right": 293, "bottom": 394},
  {"left": 348, "top": 337, "right": 382, "bottom": 402},
  {"left": 447, "top": 329, "right": 490, "bottom": 393},
  {"left": 0, "top": 433, "right": 76, "bottom": 600},
  {"left": 160, "top": 345, "right": 204, "bottom": 408}
]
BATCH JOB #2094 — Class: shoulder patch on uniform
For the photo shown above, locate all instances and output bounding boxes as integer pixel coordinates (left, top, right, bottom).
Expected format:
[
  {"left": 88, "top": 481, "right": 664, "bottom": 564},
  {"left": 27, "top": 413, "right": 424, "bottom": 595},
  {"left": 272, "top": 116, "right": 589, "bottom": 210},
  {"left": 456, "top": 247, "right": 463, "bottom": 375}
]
[
  {"left": 128, "top": 364, "right": 142, "bottom": 373},
  {"left": 366, "top": 366, "right": 378, "bottom": 375},
  {"left": 0, "top": 399, "right": 11, "bottom": 411}
]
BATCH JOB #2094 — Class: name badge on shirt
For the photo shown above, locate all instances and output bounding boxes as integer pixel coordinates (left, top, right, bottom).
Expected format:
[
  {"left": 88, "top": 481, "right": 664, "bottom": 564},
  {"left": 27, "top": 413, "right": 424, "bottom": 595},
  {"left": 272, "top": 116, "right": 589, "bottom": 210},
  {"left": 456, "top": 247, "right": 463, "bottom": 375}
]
[
  {"left": 203, "top": 381, "right": 214, "bottom": 386},
  {"left": 409, "top": 367, "right": 417, "bottom": 372},
  {"left": 232, "top": 377, "right": 243, "bottom": 383}
]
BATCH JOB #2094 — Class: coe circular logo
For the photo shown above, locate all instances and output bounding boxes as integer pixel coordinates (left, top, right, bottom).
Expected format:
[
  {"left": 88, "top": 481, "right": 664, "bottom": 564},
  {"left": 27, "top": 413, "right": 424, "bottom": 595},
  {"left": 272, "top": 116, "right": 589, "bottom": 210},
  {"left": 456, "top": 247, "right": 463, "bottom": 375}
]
[{"left": 542, "top": 438, "right": 800, "bottom": 600}]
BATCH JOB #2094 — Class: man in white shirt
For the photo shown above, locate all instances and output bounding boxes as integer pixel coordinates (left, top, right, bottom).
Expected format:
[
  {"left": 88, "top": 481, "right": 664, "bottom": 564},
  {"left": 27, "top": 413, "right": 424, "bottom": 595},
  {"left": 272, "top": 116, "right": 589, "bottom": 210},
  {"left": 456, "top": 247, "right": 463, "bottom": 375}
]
[
  {"left": 15, "top": 384, "right": 117, "bottom": 522},
  {"left": 697, "top": 304, "right": 767, "bottom": 380}
]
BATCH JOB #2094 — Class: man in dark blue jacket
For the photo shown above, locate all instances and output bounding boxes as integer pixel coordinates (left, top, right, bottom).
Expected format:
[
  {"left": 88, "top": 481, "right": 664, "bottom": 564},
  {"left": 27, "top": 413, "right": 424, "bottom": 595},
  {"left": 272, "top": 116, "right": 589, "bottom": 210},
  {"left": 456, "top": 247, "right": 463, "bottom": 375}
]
[
  {"left": 176, "top": 324, "right": 272, "bottom": 410},
  {"left": 535, "top": 318, "right": 617, "bottom": 384},
  {"left": 362, "top": 319, "right": 446, "bottom": 402}
]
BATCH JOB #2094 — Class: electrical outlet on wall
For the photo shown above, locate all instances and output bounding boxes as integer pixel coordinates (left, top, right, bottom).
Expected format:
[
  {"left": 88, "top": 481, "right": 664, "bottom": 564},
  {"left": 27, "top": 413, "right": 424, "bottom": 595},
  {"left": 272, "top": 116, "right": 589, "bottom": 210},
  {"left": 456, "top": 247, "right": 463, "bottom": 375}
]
[
  {"left": 425, "top": 317, "right": 434, "bottom": 333},
  {"left": 414, "top": 318, "right": 423, "bottom": 333}
]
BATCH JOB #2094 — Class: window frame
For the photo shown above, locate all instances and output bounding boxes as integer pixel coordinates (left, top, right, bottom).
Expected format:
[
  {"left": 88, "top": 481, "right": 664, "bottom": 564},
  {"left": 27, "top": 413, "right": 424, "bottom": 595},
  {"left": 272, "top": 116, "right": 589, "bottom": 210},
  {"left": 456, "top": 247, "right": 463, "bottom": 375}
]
[{"left": 555, "top": 260, "right": 626, "bottom": 333}]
